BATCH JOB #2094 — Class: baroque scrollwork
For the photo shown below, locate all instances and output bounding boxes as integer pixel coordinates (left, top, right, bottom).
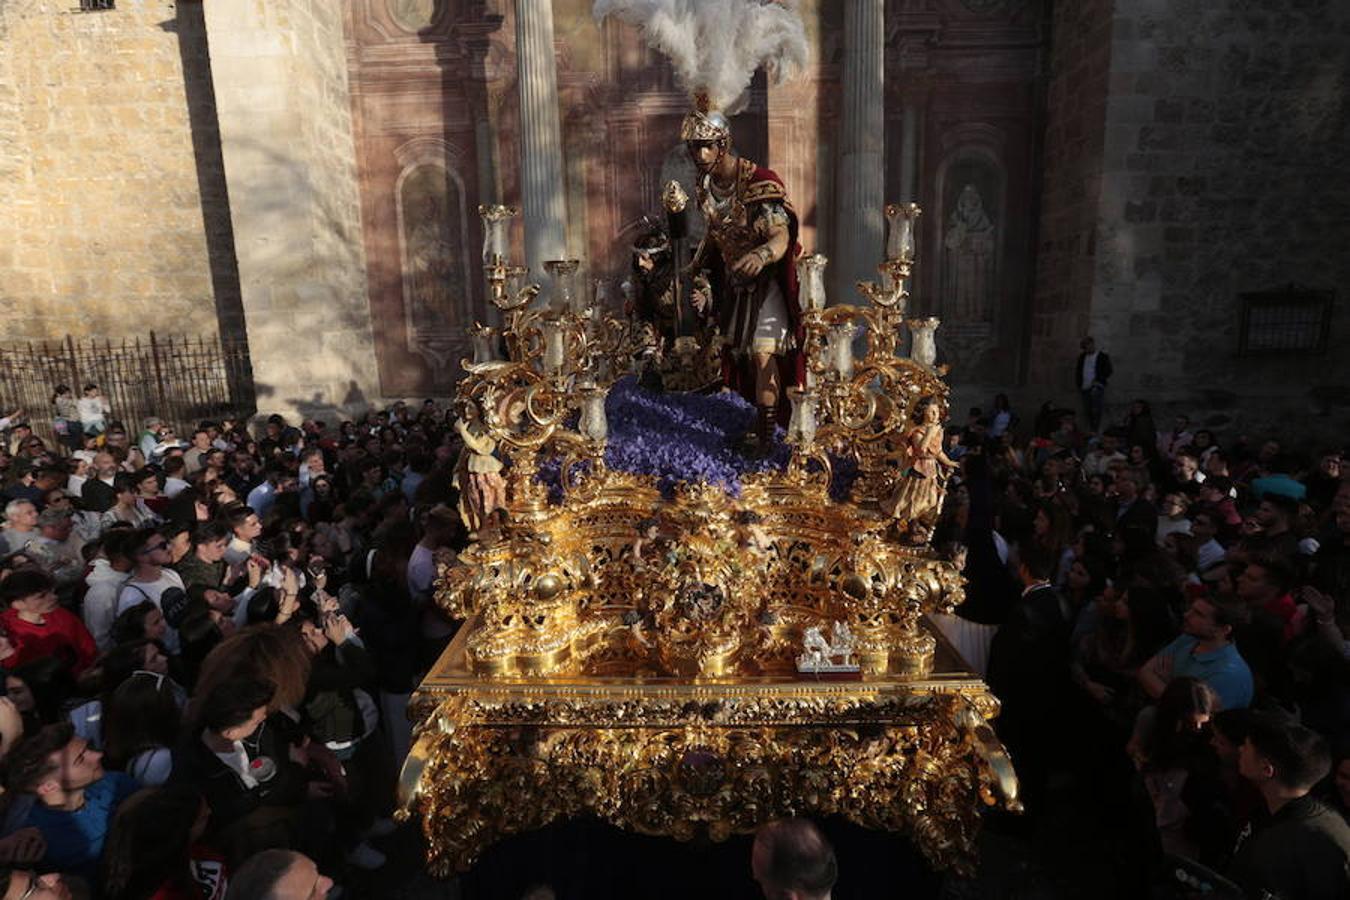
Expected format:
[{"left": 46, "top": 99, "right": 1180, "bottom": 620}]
[{"left": 404, "top": 202, "right": 1018, "bottom": 878}]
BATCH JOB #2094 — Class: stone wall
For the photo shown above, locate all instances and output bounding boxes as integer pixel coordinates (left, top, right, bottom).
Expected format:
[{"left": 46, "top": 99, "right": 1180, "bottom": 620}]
[
  {"left": 0, "top": 0, "right": 235, "bottom": 341},
  {"left": 203, "top": 0, "right": 380, "bottom": 420},
  {"left": 1031, "top": 0, "right": 1350, "bottom": 440},
  {"left": 1027, "top": 0, "right": 1114, "bottom": 386}
]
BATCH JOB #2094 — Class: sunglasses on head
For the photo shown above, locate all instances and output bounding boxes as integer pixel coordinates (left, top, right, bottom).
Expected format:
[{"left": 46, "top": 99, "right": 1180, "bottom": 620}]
[{"left": 131, "top": 669, "right": 167, "bottom": 691}]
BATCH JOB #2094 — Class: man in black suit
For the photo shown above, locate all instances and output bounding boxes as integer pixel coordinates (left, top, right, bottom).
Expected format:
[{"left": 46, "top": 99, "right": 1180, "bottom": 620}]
[
  {"left": 986, "top": 543, "right": 1076, "bottom": 814},
  {"left": 1113, "top": 470, "right": 1159, "bottom": 538},
  {"left": 1074, "top": 336, "right": 1113, "bottom": 433},
  {"left": 79, "top": 450, "right": 119, "bottom": 514}
]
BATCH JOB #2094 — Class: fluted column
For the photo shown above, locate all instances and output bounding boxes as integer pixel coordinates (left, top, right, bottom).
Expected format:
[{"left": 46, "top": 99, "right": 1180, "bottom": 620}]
[
  {"left": 514, "top": 0, "right": 567, "bottom": 276},
  {"left": 833, "top": 0, "right": 886, "bottom": 303}
]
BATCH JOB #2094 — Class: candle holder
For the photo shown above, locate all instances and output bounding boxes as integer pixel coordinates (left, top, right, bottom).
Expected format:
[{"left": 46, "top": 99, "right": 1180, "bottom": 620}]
[
  {"left": 786, "top": 387, "right": 818, "bottom": 447},
  {"left": 577, "top": 384, "right": 609, "bottom": 443},
  {"left": 470, "top": 324, "right": 503, "bottom": 367},
  {"left": 480, "top": 204, "right": 517, "bottom": 265},
  {"left": 907, "top": 317, "right": 941, "bottom": 367},
  {"left": 885, "top": 202, "right": 920, "bottom": 264},
  {"left": 825, "top": 321, "right": 858, "bottom": 379},
  {"left": 544, "top": 260, "right": 582, "bottom": 313},
  {"left": 796, "top": 253, "right": 829, "bottom": 311}
]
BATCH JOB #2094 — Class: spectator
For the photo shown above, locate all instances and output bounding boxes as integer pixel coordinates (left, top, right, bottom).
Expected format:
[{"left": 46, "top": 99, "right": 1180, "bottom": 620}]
[
  {"left": 5, "top": 658, "right": 77, "bottom": 737},
  {"left": 1156, "top": 414, "right": 1194, "bottom": 461},
  {"left": 1251, "top": 494, "right": 1301, "bottom": 560},
  {"left": 183, "top": 429, "right": 214, "bottom": 476},
  {"left": 23, "top": 508, "right": 83, "bottom": 594},
  {"left": 108, "top": 603, "right": 170, "bottom": 655},
  {"left": 224, "top": 849, "right": 331, "bottom": 900},
  {"left": 1190, "top": 509, "right": 1227, "bottom": 573},
  {"left": 1112, "top": 472, "right": 1158, "bottom": 537},
  {"left": 223, "top": 507, "right": 261, "bottom": 567},
  {"left": 174, "top": 521, "right": 234, "bottom": 593},
  {"left": 102, "top": 784, "right": 227, "bottom": 900},
  {"left": 80, "top": 451, "right": 120, "bottom": 515},
  {"left": 0, "top": 501, "right": 39, "bottom": 557},
  {"left": 50, "top": 386, "right": 81, "bottom": 455},
  {"left": 751, "top": 818, "right": 837, "bottom": 900},
  {"left": 115, "top": 528, "right": 186, "bottom": 653},
  {"left": 76, "top": 383, "right": 111, "bottom": 438},
  {"left": 1123, "top": 400, "right": 1157, "bottom": 464},
  {"left": 407, "top": 506, "right": 462, "bottom": 663},
  {"left": 245, "top": 465, "right": 297, "bottom": 522},
  {"left": 1074, "top": 336, "right": 1112, "bottom": 434},
  {"left": 162, "top": 456, "right": 191, "bottom": 500},
  {"left": 170, "top": 675, "right": 313, "bottom": 865},
  {"left": 100, "top": 473, "right": 158, "bottom": 531},
  {"left": 1228, "top": 716, "right": 1350, "bottom": 899},
  {"left": 1138, "top": 596, "right": 1253, "bottom": 710},
  {"left": 986, "top": 544, "right": 1076, "bottom": 807},
  {"left": 1155, "top": 491, "right": 1192, "bottom": 548},
  {"left": 0, "top": 870, "right": 76, "bottom": 899},
  {"left": 0, "top": 570, "right": 96, "bottom": 676},
  {"left": 1234, "top": 555, "right": 1298, "bottom": 644},
  {"left": 1125, "top": 678, "right": 1219, "bottom": 858},
  {"left": 64, "top": 452, "right": 92, "bottom": 498},
  {"left": 4, "top": 722, "right": 137, "bottom": 880},
  {"left": 83, "top": 531, "right": 136, "bottom": 652}
]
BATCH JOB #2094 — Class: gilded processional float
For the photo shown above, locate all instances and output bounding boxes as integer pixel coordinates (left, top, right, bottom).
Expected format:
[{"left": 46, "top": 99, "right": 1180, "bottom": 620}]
[{"left": 396, "top": 0, "right": 1020, "bottom": 879}]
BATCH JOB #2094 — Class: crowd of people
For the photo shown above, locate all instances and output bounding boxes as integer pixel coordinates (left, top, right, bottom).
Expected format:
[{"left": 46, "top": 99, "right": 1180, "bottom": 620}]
[
  {"left": 938, "top": 390, "right": 1350, "bottom": 897},
  {"left": 0, "top": 366, "right": 1346, "bottom": 898},
  {"left": 0, "top": 392, "right": 468, "bottom": 898}
]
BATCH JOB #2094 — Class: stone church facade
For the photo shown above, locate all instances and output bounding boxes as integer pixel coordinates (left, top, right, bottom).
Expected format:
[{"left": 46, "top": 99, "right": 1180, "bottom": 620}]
[{"left": 0, "top": 0, "right": 1346, "bottom": 432}]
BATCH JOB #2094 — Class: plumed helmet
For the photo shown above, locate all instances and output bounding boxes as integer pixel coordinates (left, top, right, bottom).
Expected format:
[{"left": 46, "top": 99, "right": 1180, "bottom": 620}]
[{"left": 680, "top": 108, "right": 731, "bottom": 144}]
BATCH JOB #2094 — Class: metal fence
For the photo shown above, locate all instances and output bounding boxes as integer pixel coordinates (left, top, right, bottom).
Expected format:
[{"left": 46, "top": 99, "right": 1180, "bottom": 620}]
[{"left": 0, "top": 333, "right": 256, "bottom": 447}]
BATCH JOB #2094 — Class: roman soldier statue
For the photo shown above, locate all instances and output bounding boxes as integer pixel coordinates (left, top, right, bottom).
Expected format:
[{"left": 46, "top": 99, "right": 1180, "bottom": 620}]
[{"left": 683, "top": 101, "right": 804, "bottom": 451}]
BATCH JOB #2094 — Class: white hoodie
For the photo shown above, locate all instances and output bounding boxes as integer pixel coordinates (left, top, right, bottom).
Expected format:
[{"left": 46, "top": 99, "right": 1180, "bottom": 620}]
[{"left": 83, "top": 557, "right": 129, "bottom": 651}]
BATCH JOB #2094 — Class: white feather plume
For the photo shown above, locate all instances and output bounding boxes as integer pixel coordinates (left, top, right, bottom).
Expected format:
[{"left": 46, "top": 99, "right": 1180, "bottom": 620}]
[{"left": 594, "top": 0, "right": 809, "bottom": 113}]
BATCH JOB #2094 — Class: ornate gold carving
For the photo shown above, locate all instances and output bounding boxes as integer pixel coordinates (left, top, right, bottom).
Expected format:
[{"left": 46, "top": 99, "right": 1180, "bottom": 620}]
[
  {"left": 399, "top": 668, "right": 1017, "bottom": 877},
  {"left": 661, "top": 179, "right": 688, "bottom": 214},
  {"left": 407, "top": 204, "right": 1019, "bottom": 878}
]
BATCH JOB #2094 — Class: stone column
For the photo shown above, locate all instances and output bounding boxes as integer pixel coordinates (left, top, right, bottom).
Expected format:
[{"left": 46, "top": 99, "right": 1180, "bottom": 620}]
[
  {"left": 833, "top": 0, "right": 886, "bottom": 302},
  {"left": 514, "top": 0, "right": 568, "bottom": 276}
]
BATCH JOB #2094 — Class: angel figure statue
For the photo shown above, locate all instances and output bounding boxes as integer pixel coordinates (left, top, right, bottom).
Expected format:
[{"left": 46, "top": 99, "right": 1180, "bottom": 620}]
[
  {"left": 452, "top": 399, "right": 507, "bottom": 538},
  {"left": 882, "top": 395, "right": 958, "bottom": 536}
]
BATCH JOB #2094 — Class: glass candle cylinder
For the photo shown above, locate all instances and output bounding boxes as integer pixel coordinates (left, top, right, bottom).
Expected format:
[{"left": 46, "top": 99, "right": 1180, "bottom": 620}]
[
  {"left": 471, "top": 325, "right": 501, "bottom": 365},
  {"left": 480, "top": 205, "right": 516, "bottom": 265},
  {"left": 578, "top": 387, "right": 609, "bottom": 443},
  {"left": 907, "top": 317, "right": 940, "bottom": 367},
  {"left": 826, "top": 321, "right": 857, "bottom": 378},
  {"left": 544, "top": 260, "right": 581, "bottom": 313},
  {"left": 885, "top": 203, "right": 921, "bottom": 262},
  {"left": 540, "top": 318, "right": 567, "bottom": 376},
  {"left": 796, "top": 253, "right": 829, "bottom": 310},
  {"left": 787, "top": 388, "right": 818, "bottom": 446}
]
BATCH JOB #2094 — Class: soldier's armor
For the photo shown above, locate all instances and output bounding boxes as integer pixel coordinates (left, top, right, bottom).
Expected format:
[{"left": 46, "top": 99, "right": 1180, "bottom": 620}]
[{"left": 697, "top": 158, "right": 791, "bottom": 282}]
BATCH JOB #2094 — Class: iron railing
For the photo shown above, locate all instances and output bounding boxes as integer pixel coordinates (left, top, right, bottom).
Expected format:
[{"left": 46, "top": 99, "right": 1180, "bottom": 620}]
[{"left": 0, "top": 333, "right": 255, "bottom": 447}]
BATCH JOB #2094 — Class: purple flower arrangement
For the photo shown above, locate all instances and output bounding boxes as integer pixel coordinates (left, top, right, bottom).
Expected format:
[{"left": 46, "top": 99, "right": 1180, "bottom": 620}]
[
  {"left": 603, "top": 377, "right": 790, "bottom": 497},
  {"left": 533, "top": 377, "right": 861, "bottom": 502}
]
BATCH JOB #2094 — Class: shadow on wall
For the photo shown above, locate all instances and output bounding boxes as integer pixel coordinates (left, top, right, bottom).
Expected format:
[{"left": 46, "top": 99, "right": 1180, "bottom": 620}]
[
  {"left": 159, "top": 6, "right": 248, "bottom": 351},
  {"left": 160, "top": 5, "right": 379, "bottom": 419},
  {"left": 251, "top": 380, "right": 371, "bottom": 427}
]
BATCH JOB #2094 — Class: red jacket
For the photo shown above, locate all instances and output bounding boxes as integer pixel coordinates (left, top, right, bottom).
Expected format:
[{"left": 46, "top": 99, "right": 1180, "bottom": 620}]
[{"left": 0, "top": 607, "right": 98, "bottom": 675}]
